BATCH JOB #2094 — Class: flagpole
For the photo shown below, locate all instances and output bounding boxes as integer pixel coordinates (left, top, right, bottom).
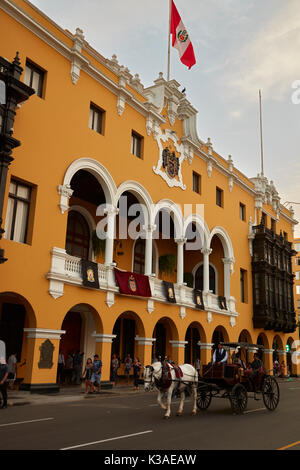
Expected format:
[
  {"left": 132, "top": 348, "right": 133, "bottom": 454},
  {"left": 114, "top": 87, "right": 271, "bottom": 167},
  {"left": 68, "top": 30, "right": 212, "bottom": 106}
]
[
  {"left": 167, "top": 0, "right": 171, "bottom": 81},
  {"left": 259, "top": 89, "right": 264, "bottom": 177}
]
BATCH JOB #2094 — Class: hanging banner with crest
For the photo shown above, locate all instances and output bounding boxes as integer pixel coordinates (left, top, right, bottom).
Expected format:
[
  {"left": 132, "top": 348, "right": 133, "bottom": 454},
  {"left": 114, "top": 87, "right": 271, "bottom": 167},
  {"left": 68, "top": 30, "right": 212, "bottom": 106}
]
[
  {"left": 81, "top": 259, "right": 100, "bottom": 289},
  {"left": 114, "top": 269, "right": 152, "bottom": 298}
]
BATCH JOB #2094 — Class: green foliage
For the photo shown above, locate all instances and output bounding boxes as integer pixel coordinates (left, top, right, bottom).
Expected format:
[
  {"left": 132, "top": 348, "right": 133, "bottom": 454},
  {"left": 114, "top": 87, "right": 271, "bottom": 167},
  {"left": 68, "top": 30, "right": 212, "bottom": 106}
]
[
  {"left": 159, "top": 253, "right": 176, "bottom": 275},
  {"left": 184, "top": 272, "right": 194, "bottom": 288},
  {"left": 92, "top": 230, "right": 106, "bottom": 257}
]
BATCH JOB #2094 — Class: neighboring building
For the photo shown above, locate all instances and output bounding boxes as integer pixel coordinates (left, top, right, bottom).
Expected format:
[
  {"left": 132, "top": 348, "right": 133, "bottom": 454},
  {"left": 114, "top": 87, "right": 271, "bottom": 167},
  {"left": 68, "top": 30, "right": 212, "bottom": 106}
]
[
  {"left": 294, "top": 238, "right": 300, "bottom": 323},
  {"left": 0, "top": 0, "right": 299, "bottom": 392}
]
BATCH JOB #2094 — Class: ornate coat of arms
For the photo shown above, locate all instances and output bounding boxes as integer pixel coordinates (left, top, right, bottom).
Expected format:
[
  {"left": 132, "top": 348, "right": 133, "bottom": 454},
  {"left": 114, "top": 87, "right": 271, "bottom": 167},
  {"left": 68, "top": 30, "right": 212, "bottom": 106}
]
[
  {"left": 152, "top": 129, "right": 187, "bottom": 190},
  {"left": 162, "top": 147, "right": 180, "bottom": 179}
]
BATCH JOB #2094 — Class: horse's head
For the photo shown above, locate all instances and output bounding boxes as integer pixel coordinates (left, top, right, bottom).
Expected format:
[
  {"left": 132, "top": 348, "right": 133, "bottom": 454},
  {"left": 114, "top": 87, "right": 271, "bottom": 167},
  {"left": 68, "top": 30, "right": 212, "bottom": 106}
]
[{"left": 143, "top": 365, "right": 154, "bottom": 392}]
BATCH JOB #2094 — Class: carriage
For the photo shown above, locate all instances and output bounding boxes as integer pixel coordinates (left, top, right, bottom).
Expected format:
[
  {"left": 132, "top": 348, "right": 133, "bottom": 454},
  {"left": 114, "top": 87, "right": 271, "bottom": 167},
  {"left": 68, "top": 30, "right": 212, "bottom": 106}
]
[{"left": 197, "top": 342, "right": 280, "bottom": 415}]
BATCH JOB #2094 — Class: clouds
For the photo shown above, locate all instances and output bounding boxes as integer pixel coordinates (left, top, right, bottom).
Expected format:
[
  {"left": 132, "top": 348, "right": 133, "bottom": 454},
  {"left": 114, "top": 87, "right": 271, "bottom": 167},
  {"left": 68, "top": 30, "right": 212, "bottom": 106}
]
[{"left": 224, "top": 0, "right": 300, "bottom": 102}]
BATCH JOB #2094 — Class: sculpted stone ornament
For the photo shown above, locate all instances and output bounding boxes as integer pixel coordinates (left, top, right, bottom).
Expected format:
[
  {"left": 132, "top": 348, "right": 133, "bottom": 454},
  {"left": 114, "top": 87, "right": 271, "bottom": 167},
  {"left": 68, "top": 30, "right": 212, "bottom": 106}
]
[
  {"left": 38, "top": 339, "right": 55, "bottom": 369},
  {"left": 153, "top": 128, "right": 186, "bottom": 190}
]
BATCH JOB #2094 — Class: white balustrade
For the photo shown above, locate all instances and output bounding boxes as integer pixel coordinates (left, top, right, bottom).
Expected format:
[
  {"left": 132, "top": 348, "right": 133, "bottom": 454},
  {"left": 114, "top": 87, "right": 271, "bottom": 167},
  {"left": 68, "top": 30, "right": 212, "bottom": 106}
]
[{"left": 47, "top": 247, "right": 238, "bottom": 319}]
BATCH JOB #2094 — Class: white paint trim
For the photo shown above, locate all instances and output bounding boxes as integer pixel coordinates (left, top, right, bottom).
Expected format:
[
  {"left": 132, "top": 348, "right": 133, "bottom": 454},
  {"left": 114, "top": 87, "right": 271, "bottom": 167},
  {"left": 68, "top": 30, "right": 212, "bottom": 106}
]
[{"left": 24, "top": 329, "right": 66, "bottom": 340}]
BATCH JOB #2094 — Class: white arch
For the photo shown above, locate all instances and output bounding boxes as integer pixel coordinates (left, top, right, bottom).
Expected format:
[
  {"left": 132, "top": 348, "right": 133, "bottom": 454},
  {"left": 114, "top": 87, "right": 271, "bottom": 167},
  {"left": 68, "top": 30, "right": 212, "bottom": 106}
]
[
  {"left": 208, "top": 226, "right": 234, "bottom": 260},
  {"left": 152, "top": 199, "right": 184, "bottom": 239},
  {"left": 115, "top": 180, "right": 153, "bottom": 227},
  {"left": 183, "top": 213, "right": 210, "bottom": 250},
  {"left": 62, "top": 157, "right": 117, "bottom": 207}
]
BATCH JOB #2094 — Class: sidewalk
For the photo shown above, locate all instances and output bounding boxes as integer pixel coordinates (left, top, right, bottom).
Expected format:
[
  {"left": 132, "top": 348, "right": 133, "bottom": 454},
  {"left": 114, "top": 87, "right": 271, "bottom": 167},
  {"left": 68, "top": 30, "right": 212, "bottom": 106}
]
[{"left": 5, "top": 381, "right": 144, "bottom": 407}]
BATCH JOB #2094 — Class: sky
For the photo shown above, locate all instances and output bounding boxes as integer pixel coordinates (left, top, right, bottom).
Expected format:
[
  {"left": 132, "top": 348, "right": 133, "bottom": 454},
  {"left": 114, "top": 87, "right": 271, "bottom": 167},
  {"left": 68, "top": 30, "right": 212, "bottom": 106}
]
[{"left": 30, "top": 0, "right": 300, "bottom": 237}]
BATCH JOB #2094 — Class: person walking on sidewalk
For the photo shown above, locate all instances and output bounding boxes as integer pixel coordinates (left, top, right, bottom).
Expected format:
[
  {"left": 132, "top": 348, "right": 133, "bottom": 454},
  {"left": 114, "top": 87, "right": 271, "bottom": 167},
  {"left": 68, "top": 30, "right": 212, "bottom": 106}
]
[
  {"left": 0, "top": 357, "right": 8, "bottom": 409},
  {"left": 133, "top": 357, "right": 142, "bottom": 391},
  {"left": 111, "top": 354, "right": 119, "bottom": 386},
  {"left": 83, "top": 358, "right": 94, "bottom": 394},
  {"left": 124, "top": 354, "right": 132, "bottom": 385},
  {"left": 91, "top": 354, "right": 102, "bottom": 393},
  {"left": 73, "top": 351, "right": 84, "bottom": 385}
]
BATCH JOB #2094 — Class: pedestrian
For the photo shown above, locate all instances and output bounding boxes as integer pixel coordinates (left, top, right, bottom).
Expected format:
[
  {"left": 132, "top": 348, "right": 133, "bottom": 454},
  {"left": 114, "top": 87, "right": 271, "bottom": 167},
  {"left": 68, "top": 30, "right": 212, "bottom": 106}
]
[
  {"left": 73, "top": 351, "right": 84, "bottom": 385},
  {"left": 280, "top": 360, "right": 286, "bottom": 378},
  {"left": 7, "top": 352, "right": 17, "bottom": 390},
  {"left": 194, "top": 357, "right": 201, "bottom": 376},
  {"left": 0, "top": 357, "right": 8, "bottom": 409},
  {"left": 91, "top": 354, "right": 102, "bottom": 393},
  {"left": 64, "top": 353, "right": 74, "bottom": 385},
  {"left": 57, "top": 350, "right": 65, "bottom": 384},
  {"left": 273, "top": 359, "right": 280, "bottom": 377},
  {"left": 111, "top": 354, "right": 119, "bottom": 386},
  {"left": 213, "top": 343, "right": 228, "bottom": 364},
  {"left": 124, "top": 354, "right": 132, "bottom": 385},
  {"left": 133, "top": 357, "right": 142, "bottom": 391},
  {"left": 83, "top": 358, "right": 94, "bottom": 394}
]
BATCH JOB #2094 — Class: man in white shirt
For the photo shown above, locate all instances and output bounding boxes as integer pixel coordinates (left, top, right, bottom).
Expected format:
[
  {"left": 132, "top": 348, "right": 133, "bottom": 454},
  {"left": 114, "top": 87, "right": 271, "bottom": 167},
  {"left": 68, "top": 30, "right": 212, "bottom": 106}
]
[{"left": 213, "top": 343, "right": 228, "bottom": 365}]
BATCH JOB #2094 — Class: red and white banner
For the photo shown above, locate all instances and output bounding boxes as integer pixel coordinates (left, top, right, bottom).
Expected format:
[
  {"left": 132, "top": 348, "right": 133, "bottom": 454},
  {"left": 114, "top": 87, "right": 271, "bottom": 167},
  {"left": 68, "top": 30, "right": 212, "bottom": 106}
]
[{"left": 170, "top": 0, "right": 196, "bottom": 70}]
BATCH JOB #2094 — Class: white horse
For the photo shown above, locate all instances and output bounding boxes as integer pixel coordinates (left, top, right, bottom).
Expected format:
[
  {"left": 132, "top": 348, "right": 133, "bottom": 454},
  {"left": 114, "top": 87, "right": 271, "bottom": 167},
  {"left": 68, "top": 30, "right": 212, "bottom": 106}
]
[{"left": 143, "top": 361, "right": 198, "bottom": 419}]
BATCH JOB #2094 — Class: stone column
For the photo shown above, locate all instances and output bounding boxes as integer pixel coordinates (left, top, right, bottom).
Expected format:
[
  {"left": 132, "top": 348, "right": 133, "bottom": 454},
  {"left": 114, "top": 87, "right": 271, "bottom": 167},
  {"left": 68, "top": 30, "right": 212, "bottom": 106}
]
[
  {"left": 175, "top": 238, "right": 187, "bottom": 285},
  {"left": 104, "top": 207, "right": 119, "bottom": 266},
  {"left": 169, "top": 340, "right": 188, "bottom": 365},
  {"left": 263, "top": 349, "right": 274, "bottom": 376},
  {"left": 143, "top": 224, "right": 156, "bottom": 276},
  {"left": 201, "top": 248, "right": 212, "bottom": 292},
  {"left": 222, "top": 258, "right": 232, "bottom": 299},
  {"left": 22, "top": 328, "right": 65, "bottom": 393},
  {"left": 135, "top": 336, "right": 156, "bottom": 367},
  {"left": 93, "top": 333, "right": 117, "bottom": 386}
]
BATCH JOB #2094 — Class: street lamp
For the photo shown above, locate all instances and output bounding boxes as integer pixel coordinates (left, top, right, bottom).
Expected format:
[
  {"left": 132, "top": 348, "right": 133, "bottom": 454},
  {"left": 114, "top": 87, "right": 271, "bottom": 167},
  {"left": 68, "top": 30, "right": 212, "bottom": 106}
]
[{"left": 0, "top": 52, "right": 34, "bottom": 264}]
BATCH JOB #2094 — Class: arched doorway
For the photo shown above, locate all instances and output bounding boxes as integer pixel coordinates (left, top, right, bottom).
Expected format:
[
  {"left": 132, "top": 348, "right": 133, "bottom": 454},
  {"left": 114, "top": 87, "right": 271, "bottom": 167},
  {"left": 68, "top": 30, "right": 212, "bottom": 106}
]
[
  {"left": 59, "top": 304, "right": 98, "bottom": 384},
  {"left": 112, "top": 311, "right": 145, "bottom": 376},
  {"left": 238, "top": 329, "right": 253, "bottom": 365},
  {"left": 67, "top": 169, "right": 107, "bottom": 262},
  {"left": 132, "top": 238, "right": 158, "bottom": 276},
  {"left": 194, "top": 264, "right": 217, "bottom": 294},
  {"left": 184, "top": 322, "right": 206, "bottom": 365},
  {"left": 0, "top": 292, "right": 36, "bottom": 363},
  {"left": 152, "top": 317, "right": 179, "bottom": 362}
]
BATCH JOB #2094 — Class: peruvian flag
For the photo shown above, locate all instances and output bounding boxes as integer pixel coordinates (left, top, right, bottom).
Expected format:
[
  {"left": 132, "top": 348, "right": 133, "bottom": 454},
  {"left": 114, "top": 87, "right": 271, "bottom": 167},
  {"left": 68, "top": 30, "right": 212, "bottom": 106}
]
[{"left": 170, "top": 0, "right": 196, "bottom": 70}]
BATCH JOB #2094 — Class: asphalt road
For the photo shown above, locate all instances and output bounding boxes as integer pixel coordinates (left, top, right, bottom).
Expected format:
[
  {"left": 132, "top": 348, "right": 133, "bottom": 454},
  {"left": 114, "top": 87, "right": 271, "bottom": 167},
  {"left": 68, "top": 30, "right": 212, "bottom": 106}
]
[{"left": 0, "top": 379, "right": 300, "bottom": 452}]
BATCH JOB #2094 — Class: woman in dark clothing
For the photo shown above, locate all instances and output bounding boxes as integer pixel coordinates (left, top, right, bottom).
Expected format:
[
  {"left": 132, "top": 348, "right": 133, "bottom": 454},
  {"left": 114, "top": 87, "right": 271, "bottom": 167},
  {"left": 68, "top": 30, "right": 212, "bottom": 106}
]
[
  {"left": 83, "top": 358, "right": 94, "bottom": 394},
  {"left": 133, "top": 358, "right": 142, "bottom": 391}
]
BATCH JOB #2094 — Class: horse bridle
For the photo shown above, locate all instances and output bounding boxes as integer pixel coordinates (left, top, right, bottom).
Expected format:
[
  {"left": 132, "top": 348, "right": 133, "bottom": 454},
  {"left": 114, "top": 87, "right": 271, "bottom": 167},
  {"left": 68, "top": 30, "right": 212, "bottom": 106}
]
[{"left": 144, "top": 365, "right": 162, "bottom": 389}]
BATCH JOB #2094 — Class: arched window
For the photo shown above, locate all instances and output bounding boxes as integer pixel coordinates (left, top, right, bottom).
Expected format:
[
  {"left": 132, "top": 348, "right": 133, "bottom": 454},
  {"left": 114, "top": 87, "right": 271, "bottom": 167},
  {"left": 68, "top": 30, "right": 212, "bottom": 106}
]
[
  {"left": 133, "top": 239, "right": 157, "bottom": 275},
  {"left": 65, "top": 211, "right": 90, "bottom": 259},
  {"left": 195, "top": 264, "right": 216, "bottom": 294}
]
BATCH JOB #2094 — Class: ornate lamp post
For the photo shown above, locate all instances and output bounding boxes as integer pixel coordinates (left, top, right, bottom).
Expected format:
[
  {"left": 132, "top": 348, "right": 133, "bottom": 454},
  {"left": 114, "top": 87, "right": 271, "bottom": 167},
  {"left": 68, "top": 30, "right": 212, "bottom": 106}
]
[{"left": 0, "top": 52, "right": 34, "bottom": 264}]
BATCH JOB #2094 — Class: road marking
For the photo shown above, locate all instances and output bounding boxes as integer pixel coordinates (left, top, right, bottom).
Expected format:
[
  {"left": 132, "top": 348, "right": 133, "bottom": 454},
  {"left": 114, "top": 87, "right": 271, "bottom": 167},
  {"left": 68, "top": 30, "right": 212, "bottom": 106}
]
[
  {"left": 278, "top": 440, "right": 300, "bottom": 451},
  {"left": 0, "top": 418, "right": 54, "bottom": 428},
  {"left": 244, "top": 408, "right": 266, "bottom": 414},
  {"left": 60, "top": 430, "right": 153, "bottom": 450}
]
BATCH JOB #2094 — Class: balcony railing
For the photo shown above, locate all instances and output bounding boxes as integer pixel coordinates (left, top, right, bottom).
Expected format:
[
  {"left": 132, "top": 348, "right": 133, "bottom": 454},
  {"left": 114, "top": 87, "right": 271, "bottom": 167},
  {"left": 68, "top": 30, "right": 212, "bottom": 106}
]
[{"left": 47, "top": 247, "right": 238, "bottom": 320}]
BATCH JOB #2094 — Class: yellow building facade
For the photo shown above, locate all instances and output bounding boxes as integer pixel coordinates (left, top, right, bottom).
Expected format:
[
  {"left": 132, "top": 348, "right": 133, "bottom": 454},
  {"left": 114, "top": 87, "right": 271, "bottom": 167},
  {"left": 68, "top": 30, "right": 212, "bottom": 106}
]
[{"left": 0, "top": 0, "right": 299, "bottom": 392}]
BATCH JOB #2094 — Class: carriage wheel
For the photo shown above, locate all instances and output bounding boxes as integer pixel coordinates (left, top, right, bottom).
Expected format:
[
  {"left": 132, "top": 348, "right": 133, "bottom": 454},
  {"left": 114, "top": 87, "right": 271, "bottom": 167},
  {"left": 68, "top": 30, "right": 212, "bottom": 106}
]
[
  {"left": 230, "top": 384, "right": 248, "bottom": 414},
  {"left": 262, "top": 376, "right": 280, "bottom": 411},
  {"left": 197, "top": 389, "right": 212, "bottom": 410}
]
